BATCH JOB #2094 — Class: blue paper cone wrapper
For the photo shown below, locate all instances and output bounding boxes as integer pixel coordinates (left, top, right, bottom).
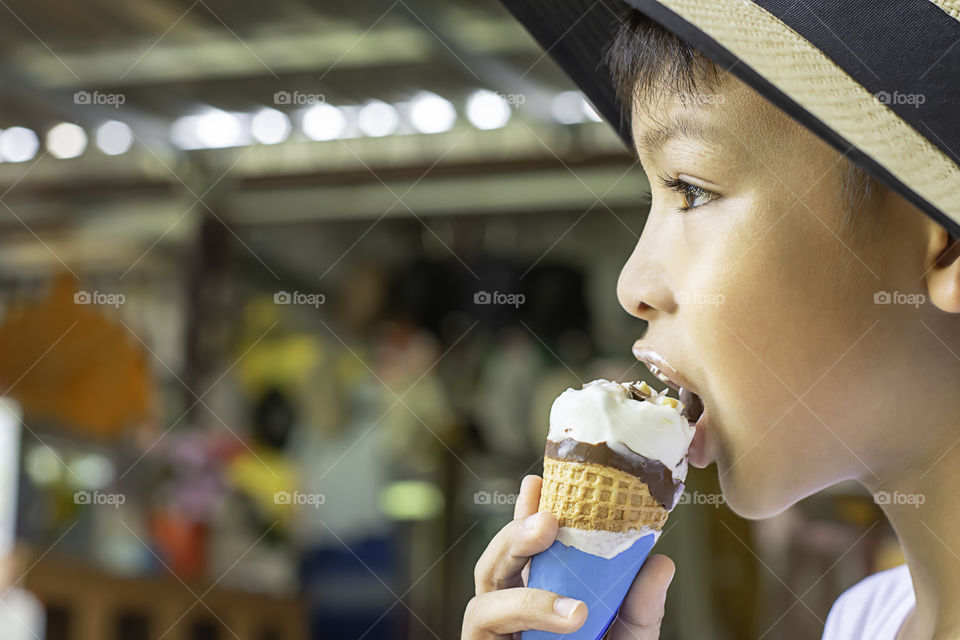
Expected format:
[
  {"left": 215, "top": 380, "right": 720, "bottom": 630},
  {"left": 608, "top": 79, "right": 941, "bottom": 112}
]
[{"left": 521, "top": 532, "right": 658, "bottom": 640}]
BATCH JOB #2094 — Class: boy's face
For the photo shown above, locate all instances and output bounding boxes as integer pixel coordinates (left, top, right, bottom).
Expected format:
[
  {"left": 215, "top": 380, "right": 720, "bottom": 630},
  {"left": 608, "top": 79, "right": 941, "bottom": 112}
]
[{"left": 619, "top": 74, "right": 951, "bottom": 518}]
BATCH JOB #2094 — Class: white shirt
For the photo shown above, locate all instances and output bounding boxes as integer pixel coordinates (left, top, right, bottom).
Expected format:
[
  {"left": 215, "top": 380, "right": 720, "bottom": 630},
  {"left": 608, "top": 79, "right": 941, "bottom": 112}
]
[{"left": 822, "top": 564, "right": 914, "bottom": 640}]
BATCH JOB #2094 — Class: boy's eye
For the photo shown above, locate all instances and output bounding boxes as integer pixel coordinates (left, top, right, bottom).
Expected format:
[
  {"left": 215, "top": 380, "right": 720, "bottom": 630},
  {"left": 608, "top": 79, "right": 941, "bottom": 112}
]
[{"left": 656, "top": 174, "right": 719, "bottom": 211}]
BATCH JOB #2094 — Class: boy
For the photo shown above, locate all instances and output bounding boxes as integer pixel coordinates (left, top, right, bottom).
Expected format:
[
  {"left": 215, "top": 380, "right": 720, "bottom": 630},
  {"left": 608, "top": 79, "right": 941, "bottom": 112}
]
[{"left": 462, "top": 1, "right": 960, "bottom": 638}]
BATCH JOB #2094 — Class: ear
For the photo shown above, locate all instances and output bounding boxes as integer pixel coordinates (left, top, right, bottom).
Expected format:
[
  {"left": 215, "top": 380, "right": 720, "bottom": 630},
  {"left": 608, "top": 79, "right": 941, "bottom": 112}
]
[{"left": 925, "top": 222, "right": 960, "bottom": 313}]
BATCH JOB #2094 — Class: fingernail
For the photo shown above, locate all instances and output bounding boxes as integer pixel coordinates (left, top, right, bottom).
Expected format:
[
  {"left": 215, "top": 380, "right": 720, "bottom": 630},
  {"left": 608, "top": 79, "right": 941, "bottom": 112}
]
[
  {"left": 554, "top": 597, "right": 582, "bottom": 618},
  {"left": 522, "top": 512, "right": 541, "bottom": 529}
]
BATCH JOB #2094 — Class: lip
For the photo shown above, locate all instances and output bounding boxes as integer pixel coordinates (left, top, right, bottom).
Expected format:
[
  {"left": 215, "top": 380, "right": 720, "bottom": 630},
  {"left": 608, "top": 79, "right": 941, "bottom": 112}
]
[
  {"left": 631, "top": 343, "right": 697, "bottom": 393},
  {"left": 686, "top": 411, "right": 712, "bottom": 468},
  {"left": 632, "top": 341, "right": 714, "bottom": 468}
]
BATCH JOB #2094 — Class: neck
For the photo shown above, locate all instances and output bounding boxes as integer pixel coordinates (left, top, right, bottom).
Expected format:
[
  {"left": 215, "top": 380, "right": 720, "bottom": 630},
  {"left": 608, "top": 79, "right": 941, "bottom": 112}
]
[{"left": 864, "top": 441, "right": 960, "bottom": 640}]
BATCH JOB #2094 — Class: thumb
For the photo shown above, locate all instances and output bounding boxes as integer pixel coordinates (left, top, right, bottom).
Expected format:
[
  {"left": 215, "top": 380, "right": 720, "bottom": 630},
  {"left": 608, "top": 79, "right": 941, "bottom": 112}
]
[{"left": 606, "top": 554, "right": 675, "bottom": 640}]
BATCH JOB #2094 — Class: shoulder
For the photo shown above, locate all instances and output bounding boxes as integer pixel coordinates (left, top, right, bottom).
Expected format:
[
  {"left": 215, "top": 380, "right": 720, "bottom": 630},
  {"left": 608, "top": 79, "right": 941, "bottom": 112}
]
[{"left": 822, "top": 565, "right": 914, "bottom": 640}]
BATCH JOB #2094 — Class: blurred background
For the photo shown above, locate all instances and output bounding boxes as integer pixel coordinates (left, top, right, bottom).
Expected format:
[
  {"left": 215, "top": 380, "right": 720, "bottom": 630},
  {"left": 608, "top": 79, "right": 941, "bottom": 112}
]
[{"left": 0, "top": 0, "right": 906, "bottom": 638}]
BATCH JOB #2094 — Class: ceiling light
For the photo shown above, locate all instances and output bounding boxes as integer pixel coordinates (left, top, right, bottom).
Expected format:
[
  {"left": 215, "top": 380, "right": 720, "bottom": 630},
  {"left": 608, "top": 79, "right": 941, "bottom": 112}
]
[
  {"left": 195, "top": 109, "right": 244, "bottom": 149},
  {"left": 302, "top": 103, "right": 347, "bottom": 141},
  {"left": 0, "top": 127, "right": 39, "bottom": 162},
  {"left": 358, "top": 100, "right": 399, "bottom": 138},
  {"left": 46, "top": 123, "right": 88, "bottom": 159},
  {"left": 251, "top": 108, "right": 291, "bottom": 145},
  {"left": 466, "top": 90, "right": 511, "bottom": 130},
  {"left": 409, "top": 92, "right": 456, "bottom": 134},
  {"left": 96, "top": 120, "right": 134, "bottom": 155},
  {"left": 551, "top": 91, "right": 588, "bottom": 125}
]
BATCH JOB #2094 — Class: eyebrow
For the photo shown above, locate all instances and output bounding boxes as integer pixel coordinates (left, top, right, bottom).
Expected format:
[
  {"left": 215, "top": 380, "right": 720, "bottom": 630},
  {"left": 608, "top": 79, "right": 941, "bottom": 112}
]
[{"left": 635, "top": 114, "right": 716, "bottom": 158}]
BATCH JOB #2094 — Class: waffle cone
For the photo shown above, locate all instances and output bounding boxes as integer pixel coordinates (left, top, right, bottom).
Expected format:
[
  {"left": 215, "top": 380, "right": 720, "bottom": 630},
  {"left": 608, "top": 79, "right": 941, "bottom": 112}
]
[{"left": 539, "top": 456, "right": 669, "bottom": 532}]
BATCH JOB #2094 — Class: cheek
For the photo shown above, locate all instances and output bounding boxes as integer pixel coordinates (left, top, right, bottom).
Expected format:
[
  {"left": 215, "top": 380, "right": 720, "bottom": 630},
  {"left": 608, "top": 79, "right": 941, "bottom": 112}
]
[{"left": 681, "top": 209, "right": 878, "bottom": 516}]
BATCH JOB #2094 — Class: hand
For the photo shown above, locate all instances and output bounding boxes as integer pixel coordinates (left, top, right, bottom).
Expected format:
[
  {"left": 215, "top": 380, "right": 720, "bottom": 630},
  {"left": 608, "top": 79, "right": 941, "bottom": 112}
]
[
  {"left": 606, "top": 551, "right": 675, "bottom": 639},
  {"left": 461, "top": 475, "right": 675, "bottom": 640}
]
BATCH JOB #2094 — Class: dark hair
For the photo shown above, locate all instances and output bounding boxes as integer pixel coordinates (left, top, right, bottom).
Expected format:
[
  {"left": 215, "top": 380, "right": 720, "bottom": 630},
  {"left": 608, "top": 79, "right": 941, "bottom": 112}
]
[{"left": 605, "top": 9, "right": 881, "bottom": 223}]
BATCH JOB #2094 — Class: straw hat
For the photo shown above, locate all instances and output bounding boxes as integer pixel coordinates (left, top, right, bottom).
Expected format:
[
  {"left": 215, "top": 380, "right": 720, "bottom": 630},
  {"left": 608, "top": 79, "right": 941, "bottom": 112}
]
[{"left": 502, "top": 0, "right": 960, "bottom": 234}]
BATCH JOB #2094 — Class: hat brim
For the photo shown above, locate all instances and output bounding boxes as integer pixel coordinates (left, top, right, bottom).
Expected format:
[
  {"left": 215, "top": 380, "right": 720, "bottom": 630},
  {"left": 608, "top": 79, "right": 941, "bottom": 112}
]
[{"left": 502, "top": 0, "right": 960, "bottom": 236}]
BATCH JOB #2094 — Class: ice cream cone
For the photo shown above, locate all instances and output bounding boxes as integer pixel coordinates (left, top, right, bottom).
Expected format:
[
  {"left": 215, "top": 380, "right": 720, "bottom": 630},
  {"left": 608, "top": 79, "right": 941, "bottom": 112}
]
[
  {"left": 538, "top": 456, "right": 669, "bottom": 533},
  {"left": 521, "top": 379, "right": 695, "bottom": 640}
]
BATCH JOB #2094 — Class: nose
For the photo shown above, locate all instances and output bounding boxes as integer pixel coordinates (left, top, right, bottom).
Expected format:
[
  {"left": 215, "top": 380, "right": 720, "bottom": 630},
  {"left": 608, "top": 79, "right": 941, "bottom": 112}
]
[{"left": 617, "top": 236, "right": 676, "bottom": 321}]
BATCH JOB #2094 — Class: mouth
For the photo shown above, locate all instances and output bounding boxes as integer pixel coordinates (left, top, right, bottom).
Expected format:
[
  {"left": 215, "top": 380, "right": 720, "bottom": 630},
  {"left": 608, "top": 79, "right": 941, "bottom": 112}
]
[
  {"left": 631, "top": 344, "right": 712, "bottom": 466},
  {"left": 631, "top": 344, "right": 705, "bottom": 423}
]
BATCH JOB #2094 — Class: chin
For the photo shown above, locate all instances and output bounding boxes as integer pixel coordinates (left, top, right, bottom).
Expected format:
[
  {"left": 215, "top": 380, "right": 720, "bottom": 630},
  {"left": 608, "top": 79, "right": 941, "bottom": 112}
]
[{"left": 716, "top": 462, "right": 797, "bottom": 520}]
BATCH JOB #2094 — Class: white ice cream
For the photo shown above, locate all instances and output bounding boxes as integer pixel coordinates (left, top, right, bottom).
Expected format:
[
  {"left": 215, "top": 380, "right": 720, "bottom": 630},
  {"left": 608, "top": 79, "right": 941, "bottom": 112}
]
[
  {"left": 548, "top": 379, "right": 695, "bottom": 482},
  {"left": 547, "top": 379, "right": 696, "bottom": 558},
  {"left": 556, "top": 526, "right": 661, "bottom": 559}
]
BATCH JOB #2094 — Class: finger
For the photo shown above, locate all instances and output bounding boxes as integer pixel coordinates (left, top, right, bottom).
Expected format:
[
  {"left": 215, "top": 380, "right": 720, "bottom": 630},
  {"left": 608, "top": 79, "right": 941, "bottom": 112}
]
[
  {"left": 462, "top": 588, "right": 587, "bottom": 640},
  {"left": 513, "top": 475, "right": 542, "bottom": 520},
  {"left": 606, "top": 554, "right": 675, "bottom": 640},
  {"left": 475, "top": 511, "right": 558, "bottom": 594}
]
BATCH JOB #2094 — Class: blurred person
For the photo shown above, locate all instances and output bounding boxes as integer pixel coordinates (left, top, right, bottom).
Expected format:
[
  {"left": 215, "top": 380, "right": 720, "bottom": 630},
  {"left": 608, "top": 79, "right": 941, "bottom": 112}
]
[
  {"left": 228, "top": 387, "right": 299, "bottom": 531},
  {"left": 217, "top": 387, "right": 299, "bottom": 593},
  {"left": 473, "top": 327, "right": 544, "bottom": 459},
  {"left": 462, "top": 3, "right": 960, "bottom": 640},
  {"left": 374, "top": 314, "right": 457, "bottom": 473},
  {"left": 292, "top": 263, "right": 399, "bottom": 640}
]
